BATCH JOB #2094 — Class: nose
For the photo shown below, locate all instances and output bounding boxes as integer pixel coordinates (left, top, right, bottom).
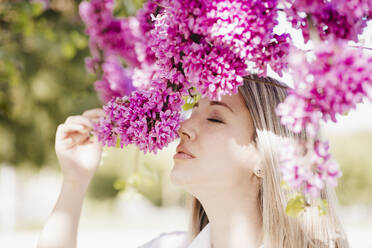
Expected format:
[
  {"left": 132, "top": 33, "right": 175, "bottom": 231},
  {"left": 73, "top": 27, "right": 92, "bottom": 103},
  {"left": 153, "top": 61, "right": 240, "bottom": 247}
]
[{"left": 178, "top": 119, "right": 196, "bottom": 141}]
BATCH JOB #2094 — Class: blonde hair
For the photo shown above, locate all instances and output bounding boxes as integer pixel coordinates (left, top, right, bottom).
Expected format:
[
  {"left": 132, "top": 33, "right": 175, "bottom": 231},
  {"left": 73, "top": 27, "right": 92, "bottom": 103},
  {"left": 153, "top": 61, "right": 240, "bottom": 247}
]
[{"left": 186, "top": 74, "right": 350, "bottom": 248}]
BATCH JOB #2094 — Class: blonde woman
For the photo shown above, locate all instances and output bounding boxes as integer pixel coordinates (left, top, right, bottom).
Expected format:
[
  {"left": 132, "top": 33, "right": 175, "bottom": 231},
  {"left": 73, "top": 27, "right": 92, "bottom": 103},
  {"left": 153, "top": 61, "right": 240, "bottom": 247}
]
[{"left": 37, "top": 74, "right": 350, "bottom": 248}]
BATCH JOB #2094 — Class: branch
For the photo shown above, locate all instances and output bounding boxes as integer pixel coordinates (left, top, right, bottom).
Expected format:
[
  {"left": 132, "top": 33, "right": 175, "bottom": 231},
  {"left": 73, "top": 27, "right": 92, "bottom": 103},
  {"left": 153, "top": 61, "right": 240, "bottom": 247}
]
[{"left": 349, "top": 45, "right": 372, "bottom": 51}]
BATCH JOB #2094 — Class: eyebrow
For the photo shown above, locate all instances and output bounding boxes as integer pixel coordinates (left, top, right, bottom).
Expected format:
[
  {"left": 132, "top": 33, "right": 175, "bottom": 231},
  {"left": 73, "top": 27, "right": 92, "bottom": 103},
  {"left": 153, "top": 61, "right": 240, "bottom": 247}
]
[{"left": 193, "top": 101, "right": 234, "bottom": 113}]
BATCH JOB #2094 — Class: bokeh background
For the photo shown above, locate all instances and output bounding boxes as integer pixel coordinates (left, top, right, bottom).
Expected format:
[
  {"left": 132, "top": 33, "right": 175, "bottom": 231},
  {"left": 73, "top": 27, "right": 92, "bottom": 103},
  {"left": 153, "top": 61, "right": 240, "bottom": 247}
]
[{"left": 0, "top": 0, "right": 372, "bottom": 247}]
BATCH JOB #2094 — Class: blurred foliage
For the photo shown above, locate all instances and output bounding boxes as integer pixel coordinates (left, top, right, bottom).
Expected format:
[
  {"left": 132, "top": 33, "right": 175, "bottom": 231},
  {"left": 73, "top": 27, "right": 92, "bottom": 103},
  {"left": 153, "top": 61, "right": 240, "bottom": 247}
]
[
  {"left": 87, "top": 144, "right": 173, "bottom": 206},
  {"left": 0, "top": 0, "right": 170, "bottom": 205},
  {"left": 0, "top": 0, "right": 98, "bottom": 168},
  {"left": 329, "top": 131, "right": 372, "bottom": 206},
  {"left": 0, "top": 0, "right": 145, "bottom": 169}
]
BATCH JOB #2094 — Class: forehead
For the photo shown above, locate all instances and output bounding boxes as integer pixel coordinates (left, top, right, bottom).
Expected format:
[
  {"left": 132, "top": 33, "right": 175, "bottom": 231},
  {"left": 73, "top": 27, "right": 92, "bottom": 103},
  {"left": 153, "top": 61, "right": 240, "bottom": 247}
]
[{"left": 198, "top": 92, "right": 246, "bottom": 110}]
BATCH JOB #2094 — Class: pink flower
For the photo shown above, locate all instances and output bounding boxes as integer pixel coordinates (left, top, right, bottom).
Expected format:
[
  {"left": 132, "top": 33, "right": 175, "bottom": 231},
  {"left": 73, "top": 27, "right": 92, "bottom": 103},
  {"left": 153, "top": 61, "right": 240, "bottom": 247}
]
[
  {"left": 93, "top": 78, "right": 184, "bottom": 154},
  {"left": 79, "top": 0, "right": 141, "bottom": 67},
  {"left": 94, "top": 57, "right": 135, "bottom": 103},
  {"left": 150, "top": 0, "right": 291, "bottom": 100},
  {"left": 276, "top": 40, "right": 372, "bottom": 136},
  {"left": 282, "top": 0, "right": 371, "bottom": 42},
  {"left": 279, "top": 139, "right": 342, "bottom": 198}
]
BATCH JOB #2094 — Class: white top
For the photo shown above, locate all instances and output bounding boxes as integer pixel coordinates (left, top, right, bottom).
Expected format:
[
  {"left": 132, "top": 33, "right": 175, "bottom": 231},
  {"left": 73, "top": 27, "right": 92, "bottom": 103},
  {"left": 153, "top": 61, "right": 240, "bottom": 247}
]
[
  {"left": 138, "top": 223, "right": 210, "bottom": 248},
  {"left": 138, "top": 223, "right": 264, "bottom": 248}
]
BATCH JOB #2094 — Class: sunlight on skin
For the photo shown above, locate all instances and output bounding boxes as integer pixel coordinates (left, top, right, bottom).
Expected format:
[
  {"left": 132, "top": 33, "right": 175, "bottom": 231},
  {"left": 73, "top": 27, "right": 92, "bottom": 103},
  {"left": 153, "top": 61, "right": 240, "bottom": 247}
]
[
  {"left": 170, "top": 92, "right": 264, "bottom": 248},
  {"left": 38, "top": 212, "right": 74, "bottom": 246}
]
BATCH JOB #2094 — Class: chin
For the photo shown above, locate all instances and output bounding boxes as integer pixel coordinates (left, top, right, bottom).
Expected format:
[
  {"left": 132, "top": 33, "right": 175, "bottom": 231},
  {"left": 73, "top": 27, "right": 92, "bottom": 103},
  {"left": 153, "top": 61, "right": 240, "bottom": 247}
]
[
  {"left": 170, "top": 164, "right": 193, "bottom": 187},
  {"left": 169, "top": 164, "right": 183, "bottom": 186}
]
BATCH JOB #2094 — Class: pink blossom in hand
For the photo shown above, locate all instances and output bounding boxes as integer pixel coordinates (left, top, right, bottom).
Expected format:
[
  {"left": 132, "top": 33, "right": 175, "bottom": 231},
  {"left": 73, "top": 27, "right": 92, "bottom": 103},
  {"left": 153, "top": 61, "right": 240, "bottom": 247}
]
[{"left": 93, "top": 78, "right": 184, "bottom": 154}]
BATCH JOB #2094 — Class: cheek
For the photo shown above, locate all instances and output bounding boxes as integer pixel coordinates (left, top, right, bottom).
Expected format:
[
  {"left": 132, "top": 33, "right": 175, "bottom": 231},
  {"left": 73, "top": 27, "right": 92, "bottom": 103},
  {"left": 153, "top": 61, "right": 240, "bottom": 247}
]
[
  {"left": 227, "top": 139, "right": 256, "bottom": 167},
  {"left": 225, "top": 139, "right": 256, "bottom": 173},
  {"left": 201, "top": 133, "right": 254, "bottom": 178}
]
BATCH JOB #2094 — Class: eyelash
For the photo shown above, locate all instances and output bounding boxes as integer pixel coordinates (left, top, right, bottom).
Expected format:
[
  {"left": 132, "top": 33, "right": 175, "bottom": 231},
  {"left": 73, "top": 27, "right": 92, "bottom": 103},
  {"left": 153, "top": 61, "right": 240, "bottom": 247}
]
[{"left": 207, "top": 118, "right": 224, "bottom": 124}]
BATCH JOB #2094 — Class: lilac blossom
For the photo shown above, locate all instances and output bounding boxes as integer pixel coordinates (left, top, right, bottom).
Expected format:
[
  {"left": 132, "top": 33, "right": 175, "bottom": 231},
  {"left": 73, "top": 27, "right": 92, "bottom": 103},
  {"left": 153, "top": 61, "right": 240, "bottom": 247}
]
[
  {"left": 79, "top": 0, "right": 141, "bottom": 67},
  {"left": 280, "top": 139, "right": 342, "bottom": 198},
  {"left": 276, "top": 40, "right": 372, "bottom": 137},
  {"left": 94, "top": 57, "right": 136, "bottom": 103},
  {"left": 282, "top": 0, "right": 371, "bottom": 42},
  {"left": 93, "top": 78, "right": 184, "bottom": 154},
  {"left": 150, "top": 0, "right": 291, "bottom": 100},
  {"left": 135, "top": 0, "right": 163, "bottom": 65}
]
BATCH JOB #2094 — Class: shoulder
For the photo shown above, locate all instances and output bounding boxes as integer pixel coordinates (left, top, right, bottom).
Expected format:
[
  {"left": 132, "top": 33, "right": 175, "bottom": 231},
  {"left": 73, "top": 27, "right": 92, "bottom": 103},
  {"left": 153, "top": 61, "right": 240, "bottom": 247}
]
[{"left": 138, "top": 230, "right": 189, "bottom": 248}]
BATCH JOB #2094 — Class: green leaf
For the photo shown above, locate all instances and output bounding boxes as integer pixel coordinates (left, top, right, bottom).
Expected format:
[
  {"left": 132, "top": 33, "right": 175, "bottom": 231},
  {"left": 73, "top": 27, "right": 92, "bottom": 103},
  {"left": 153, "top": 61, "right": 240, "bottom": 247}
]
[
  {"left": 115, "top": 137, "right": 121, "bottom": 148},
  {"left": 182, "top": 101, "right": 194, "bottom": 111},
  {"left": 71, "top": 31, "right": 88, "bottom": 50},
  {"left": 318, "top": 199, "right": 328, "bottom": 216},
  {"left": 43, "top": 28, "right": 57, "bottom": 42},
  {"left": 280, "top": 180, "right": 292, "bottom": 191},
  {"left": 127, "top": 172, "right": 142, "bottom": 187},
  {"left": 113, "top": 179, "right": 126, "bottom": 192},
  {"left": 31, "top": 3, "right": 44, "bottom": 17},
  {"left": 285, "top": 194, "right": 306, "bottom": 217},
  {"left": 181, "top": 92, "right": 201, "bottom": 111},
  {"left": 61, "top": 42, "right": 76, "bottom": 59}
]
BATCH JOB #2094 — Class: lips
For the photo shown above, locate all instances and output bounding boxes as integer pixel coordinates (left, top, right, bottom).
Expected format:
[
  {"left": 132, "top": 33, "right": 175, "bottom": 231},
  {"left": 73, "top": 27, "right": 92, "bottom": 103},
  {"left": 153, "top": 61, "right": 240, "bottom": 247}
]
[
  {"left": 174, "top": 144, "right": 195, "bottom": 160},
  {"left": 173, "top": 152, "right": 195, "bottom": 160}
]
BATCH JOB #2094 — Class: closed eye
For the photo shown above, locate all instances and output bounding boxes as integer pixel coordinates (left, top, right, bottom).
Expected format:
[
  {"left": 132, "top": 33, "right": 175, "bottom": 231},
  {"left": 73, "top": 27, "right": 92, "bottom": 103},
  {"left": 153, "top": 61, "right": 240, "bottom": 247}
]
[{"left": 207, "top": 118, "right": 224, "bottom": 124}]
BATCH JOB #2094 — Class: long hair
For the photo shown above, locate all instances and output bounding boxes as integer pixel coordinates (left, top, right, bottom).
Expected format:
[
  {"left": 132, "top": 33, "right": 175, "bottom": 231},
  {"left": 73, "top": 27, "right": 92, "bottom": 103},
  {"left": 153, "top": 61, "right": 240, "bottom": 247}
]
[{"left": 186, "top": 74, "right": 350, "bottom": 248}]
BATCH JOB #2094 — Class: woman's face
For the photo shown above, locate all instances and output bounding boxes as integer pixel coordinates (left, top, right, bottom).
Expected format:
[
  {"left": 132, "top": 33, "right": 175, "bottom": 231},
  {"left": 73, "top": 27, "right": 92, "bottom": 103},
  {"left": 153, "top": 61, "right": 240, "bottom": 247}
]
[{"left": 170, "top": 92, "right": 262, "bottom": 192}]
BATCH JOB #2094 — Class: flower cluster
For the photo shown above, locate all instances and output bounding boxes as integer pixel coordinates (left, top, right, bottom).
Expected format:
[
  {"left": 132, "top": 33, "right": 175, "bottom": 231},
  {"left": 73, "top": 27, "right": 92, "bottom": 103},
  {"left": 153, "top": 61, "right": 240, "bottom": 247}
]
[
  {"left": 150, "top": 0, "right": 291, "bottom": 100},
  {"left": 79, "top": 0, "right": 141, "bottom": 67},
  {"left": 276, "top": 39, "right": 372, "bottom": 137},
  {"left": 135, "top": 0, "right": 162, "bottom": 65},
  {"left": 282, "top": 0, "right": 371, "bottom": 43},
  {"left": 280, "top": 139, "right": 342, "bottom": 198},
  {"left": 94, "top": 56, "right": 135, "bottom": 103},
  {"left": 93, "top": 78, "right": 184, "bottom": 154},
  {"left": 79, "top": 0, "right": 164, "bottom": 99}
]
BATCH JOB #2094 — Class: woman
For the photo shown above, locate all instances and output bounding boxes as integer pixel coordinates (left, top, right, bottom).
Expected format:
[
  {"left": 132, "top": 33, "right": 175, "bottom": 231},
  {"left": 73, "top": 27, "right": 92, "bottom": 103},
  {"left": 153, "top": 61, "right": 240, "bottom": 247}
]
[{"left": 37, "top": 74, "right": 350, "bottom": 248}]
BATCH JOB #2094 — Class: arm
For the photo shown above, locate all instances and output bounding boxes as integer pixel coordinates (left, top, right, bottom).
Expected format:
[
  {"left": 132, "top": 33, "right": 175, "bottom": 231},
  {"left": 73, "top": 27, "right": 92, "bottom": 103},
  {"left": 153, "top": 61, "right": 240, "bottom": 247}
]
[
  {"left": 37, "top": 109, "right": 105, "bottom": 248},
  {"left": 37, "top": 180, "right": 89, "bottom": 248}
]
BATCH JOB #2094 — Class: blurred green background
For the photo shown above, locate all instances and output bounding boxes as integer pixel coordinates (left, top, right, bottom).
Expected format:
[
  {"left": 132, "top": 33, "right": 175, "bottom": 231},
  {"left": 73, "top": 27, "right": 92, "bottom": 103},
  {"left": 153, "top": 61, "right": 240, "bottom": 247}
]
[{"left": 0, "top": 0, "right": 372, "bottom": 234}]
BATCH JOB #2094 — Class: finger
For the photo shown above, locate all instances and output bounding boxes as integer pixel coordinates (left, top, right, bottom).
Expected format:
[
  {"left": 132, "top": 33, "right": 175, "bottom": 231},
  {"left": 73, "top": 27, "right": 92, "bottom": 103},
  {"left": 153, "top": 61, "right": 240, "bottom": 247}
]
[
  {"left": 82, "top": 108, "right": 106, "bottom": 119},
  {"left": 83, "top": 110, "right": 106, "bottom": 126},
  {"left": 59, "top": 132, "right": 90, "bottom": 150},
  {"left": 56, "top": 124, "right": 81, "bottom": 142},
  {"left": 56, "top": 124, "right": 66, "bottom": 142},
  {"left": 56, "top": 137, "right": 74, "bottom": 150},
  {"left": 71, "top": 133, "right": 90, "bottom": 145},
  {"left": 84, "top": 135, "right": 103, "bottom": 150},
  {"left": 65, "top": 116, "right": 93, "bottom": 129},
  {"left": 60, "top": 124, "right": 89, "bottom": 139}
]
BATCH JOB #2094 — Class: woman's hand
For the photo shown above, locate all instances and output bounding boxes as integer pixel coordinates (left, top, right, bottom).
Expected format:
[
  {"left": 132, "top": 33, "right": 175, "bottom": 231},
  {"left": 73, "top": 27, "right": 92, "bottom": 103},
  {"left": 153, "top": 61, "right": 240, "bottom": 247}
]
[{"left": 55, "top": 108, "right": 106, "bottom": 185}]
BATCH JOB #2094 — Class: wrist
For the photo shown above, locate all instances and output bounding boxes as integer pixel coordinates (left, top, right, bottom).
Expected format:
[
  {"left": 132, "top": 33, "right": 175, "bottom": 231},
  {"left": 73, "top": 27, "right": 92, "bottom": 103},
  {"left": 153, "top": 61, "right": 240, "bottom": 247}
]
[{"left": 62, "top": 177, "right": 92, "bottom": 191}]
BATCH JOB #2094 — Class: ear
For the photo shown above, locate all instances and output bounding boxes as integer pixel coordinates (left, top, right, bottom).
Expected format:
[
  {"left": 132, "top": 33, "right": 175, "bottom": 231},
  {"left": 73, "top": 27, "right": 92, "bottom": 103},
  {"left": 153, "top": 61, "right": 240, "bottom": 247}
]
[
  {"left": 254, "top": 167, "right": 264, "bottom": 178},
  {"left": 253, "top": 143, "right": 264, "bottom": 178},
  {"left": 253, "top": 152, "right": 263, "bottom": 178}
]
